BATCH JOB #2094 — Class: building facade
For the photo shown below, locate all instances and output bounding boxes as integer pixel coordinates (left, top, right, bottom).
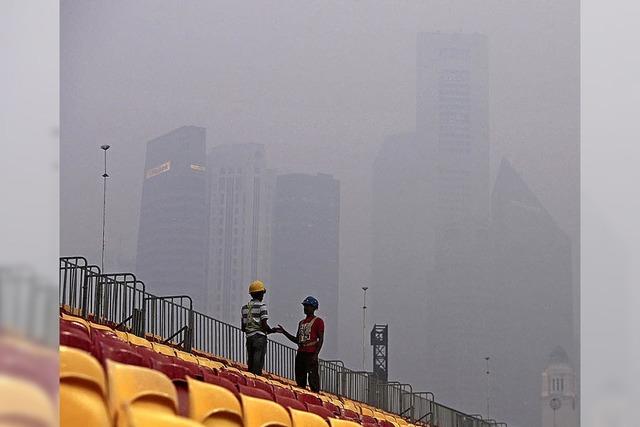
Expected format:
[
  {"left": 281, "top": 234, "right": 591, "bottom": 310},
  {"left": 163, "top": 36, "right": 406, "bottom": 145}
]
[
  {"left": 206, "top": 144, "right": 275, "bottom": 323},
  {"left": 136, "top": 126, "right": 209, "bottom": 308},
  {"left": 270, "top": 173, "right": 340, "bottom": 358},
  {"left": 541, "top": 347, "right": 578, "bottom": 427}
]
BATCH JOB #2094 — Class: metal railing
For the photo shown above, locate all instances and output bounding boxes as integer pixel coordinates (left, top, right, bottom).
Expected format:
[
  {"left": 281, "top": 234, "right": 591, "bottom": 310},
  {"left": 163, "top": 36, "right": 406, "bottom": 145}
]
[{"left": 58, "top": 256, "right": 506, "bottom": 426}]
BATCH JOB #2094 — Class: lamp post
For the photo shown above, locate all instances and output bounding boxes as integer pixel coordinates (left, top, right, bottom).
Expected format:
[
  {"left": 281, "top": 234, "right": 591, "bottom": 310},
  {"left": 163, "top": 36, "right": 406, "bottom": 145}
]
[
  {"left": 100, "top": 144, "right": 110, "bottom": 272},
  {"left": 362, "top": 286, "right": 368, "bottom": 370},
  {"left": 484, "top": 356, "right": 491, "bottom": 419}
]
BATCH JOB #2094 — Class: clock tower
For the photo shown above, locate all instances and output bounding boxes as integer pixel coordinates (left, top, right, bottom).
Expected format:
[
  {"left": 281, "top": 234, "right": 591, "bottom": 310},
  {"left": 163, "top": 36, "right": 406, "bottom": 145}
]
[{"left": 541, "top": 346, "right": 578, "bottom": 427}]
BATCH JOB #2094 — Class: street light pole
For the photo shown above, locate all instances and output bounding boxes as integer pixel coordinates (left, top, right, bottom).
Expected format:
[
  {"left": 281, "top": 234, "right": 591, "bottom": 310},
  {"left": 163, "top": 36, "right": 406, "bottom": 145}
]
[
  {"left": 362, "top": 286, "right": 368, "bottom": 370},
  {"left": 100, "top": 144, "right": 110, "bottom": 272},
  {"left": 485, "top": 356, "right": 491, "bottom": 419}
]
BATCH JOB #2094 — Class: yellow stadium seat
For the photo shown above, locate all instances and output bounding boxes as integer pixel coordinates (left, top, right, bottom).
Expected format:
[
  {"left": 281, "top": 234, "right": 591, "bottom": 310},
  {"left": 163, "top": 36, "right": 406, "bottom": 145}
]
[
  {"left": 196, "top": 356, "right": 225, "bottom": 371},
  {"left": 117, "top": 406, "right": 205, "bottom": 427},
  {"left": 288, "top": 407, "right": 327, "bottom": 427},
  {"left": 176, "top": 349, "right": 200, "bottom": 364},
  {"left": 187, "top": 377, "right": 243, "bottom": 427},
  {"left": 107, "top": 360, "right": 178, "bottom": 416},
  {"left": 152, "top": 342, "right": 178, "bottom": 357},
  {"left": 342, "top": 399, "right": 359, "bottom": 413},
  {"left": 241, "top": 394, "right": 292, "bottom": 427},
  {"left": 60, "top": 346, "right": 111, "bottom": 427},
  {"left": 113, "top": 329, "right": 129, "bottom": 341},
  {"left": 61, "top": 312, "right": 91, "bottom": 329},
  {"left": 328, "top": 419, "right": 361, "bottom": 427},
  {"left": 0, "top": 374, "right": 56, "bottom": 427},
  {"left": 360, "top": 406, "right": 375, "bottom": 417},
  {"left": 89, "top": 321, "right": 116, "bottom": 333},
  {"left": 126, "top": 333, "right": 153, "bottom": 349}
]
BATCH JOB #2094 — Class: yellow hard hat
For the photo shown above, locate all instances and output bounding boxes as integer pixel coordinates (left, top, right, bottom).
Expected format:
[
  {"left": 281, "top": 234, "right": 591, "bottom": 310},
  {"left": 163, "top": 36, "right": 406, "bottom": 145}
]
[{"left": 249, "top": 280, "right": 266, "bottom": 293}]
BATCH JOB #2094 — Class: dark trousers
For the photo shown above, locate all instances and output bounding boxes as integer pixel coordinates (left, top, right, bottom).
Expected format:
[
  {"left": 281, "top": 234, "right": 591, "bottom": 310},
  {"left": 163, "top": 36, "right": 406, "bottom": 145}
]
[
  {"left": 246, "top": 334, "right": 267, "bottom": 376},
  {"left": 295, "top": 351, "right": 320, "bottom": 392}
]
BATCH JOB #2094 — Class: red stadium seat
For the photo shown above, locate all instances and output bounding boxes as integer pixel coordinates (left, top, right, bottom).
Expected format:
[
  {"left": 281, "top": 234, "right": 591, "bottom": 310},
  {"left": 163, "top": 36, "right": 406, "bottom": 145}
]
[
  {"left": 363, "top": 423, "right": 379, "bottom": 427},
  {"left": 101, "top": 345, "right": 149, "bottom": 368},
  {"left": 150, "top": 357, "right": 190, "bottom": 381},
  {"left": 322, "top": 400, "right": 341, "bottom": 416},
  {"left": 237, "top": 383, "right": 274, "bottom": 401},
  {"left": 275, "top": 395, "right": 307, "bottom": 411},
  {"left": 219, "top": 370, "right": 243, "bottom": 385},
  {"left": 60, "top": 318, "right": 90, "bottom": 337},
  {"left": 253, "top": 379, "right": 274, "bottom": 395},
  {"left": 60, "top": 329, "right": 94, "bottom": 353},
  {"left": 378, "top": 420, "right": 395, "bottom": 427},
  {"left": 361, "top": 414, "right": 378, "bottom": 425},
  {"left": 341, "top": 407, "right": 361, "bottom": 422},
  {"left": 298, "top": 392, "right": 323, "bottom": 407},
  {"left": 273, "top": 386, "right": 296, "bottom": 400},
  {"left": 203, "top": 371, "right": 239, "bottom": 396},
  {"left": 306, "top": 403, "right": 335, "bottom": 420}
]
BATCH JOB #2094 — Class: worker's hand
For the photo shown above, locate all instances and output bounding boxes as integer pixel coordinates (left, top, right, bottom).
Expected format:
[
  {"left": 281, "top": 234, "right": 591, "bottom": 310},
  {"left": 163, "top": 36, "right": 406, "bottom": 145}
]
[{"left": 274, "top": 325, "right": 285, "bottom": 334}]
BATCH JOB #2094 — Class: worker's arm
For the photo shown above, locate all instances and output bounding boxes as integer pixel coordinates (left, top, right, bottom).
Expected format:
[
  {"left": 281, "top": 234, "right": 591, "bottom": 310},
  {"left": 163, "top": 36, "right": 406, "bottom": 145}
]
[
  {"left": 261, "top": 319, "right": 279, "bottom": 335},
  {"left": 278, "top": 324, "right": 298, "bottom": 344},
  {"left": 312, "top": 328, "right": 324, "bottom": 361}
]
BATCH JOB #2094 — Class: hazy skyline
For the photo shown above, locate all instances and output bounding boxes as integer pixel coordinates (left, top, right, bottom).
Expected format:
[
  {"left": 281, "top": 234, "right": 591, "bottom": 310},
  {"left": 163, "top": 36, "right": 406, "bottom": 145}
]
[{"left": 61, "top": 2, "right": 579, "bottom": 424}]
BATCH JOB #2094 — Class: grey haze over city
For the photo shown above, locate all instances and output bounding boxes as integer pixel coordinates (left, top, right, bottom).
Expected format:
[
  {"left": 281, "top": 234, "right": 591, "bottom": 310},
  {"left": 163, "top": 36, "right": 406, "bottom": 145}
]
[{"left": 60, "top": 2, "right": 579, "bottom": 427}]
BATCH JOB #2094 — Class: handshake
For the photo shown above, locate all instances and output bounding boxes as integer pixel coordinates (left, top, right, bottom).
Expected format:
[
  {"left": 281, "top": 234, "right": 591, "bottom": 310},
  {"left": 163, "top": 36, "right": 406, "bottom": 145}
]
[{"left": 271, "top": 325, "right": 286, "bottom": 334}]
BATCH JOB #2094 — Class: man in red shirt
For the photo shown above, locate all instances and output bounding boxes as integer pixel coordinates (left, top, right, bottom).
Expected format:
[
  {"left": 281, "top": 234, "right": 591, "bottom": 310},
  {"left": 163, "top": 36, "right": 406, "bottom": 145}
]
[{"left": 279, "top": 296, "right": 324, "bottom": 392}]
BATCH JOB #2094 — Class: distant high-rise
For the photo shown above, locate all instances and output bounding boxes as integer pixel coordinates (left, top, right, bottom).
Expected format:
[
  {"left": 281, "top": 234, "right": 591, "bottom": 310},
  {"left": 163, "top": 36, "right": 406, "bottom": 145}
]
[
  {"left": 206, "top": 144, "right": 275, "bottom": 323},
  {"left": 271, "top": 173, "right": 340, "bottom": 358},
  {"left": 416, "top": 32, "right": 490, "bottom": 261},
  {"left": 136, "top": 126, "right": 209, "bottom": 308},
  {"left": 489, "top": 159, "right": 575, "bottom": 427},
  {"left": 371, "top": 33, "right": 490, "bottom": 412}
]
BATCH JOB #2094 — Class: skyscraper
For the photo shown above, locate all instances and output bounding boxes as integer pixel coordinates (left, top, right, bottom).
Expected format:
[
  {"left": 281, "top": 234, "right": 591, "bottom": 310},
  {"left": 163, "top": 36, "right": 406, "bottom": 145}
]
[
  {"left": 489, "top": 159, "right": 575, "bottom": 427},
  {"left": 206, "top": 144, "right": 275, "bottom": 323},
  {"left": 270, "top": 173, "right": 340, "bottom": 358},
  {"left": 371, "top": 32, "right": 490, "bottom": 411},
  {"left": 136, "top": 126, "right": 209, "bottom": 308}
]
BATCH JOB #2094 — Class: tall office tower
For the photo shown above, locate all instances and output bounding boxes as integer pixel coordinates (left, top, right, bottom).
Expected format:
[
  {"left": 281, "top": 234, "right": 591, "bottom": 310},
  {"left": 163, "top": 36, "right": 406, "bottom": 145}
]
[
  {"left": 416, "top": 32, "right": 490, "bottom": 262},
  {"left": 136, "top": 126, "right": 209, "bottom": 309},
  {"left": 270, "top": 173, "right": 340, "bottom": 359},
  {"left": 207, "top": 144, "right": 275, "bottom": 323},
  {"left": 489, "top": 159, "right": 575, "bottom": 427},
  {"left": 372, "top": 32, "right": 491, "bottom": 411}
]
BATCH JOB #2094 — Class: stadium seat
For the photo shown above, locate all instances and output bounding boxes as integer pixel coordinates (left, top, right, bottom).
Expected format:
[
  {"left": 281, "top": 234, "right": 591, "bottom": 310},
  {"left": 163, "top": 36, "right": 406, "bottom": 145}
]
[
  {"left": 149, "top": 357, "right": 190, "bottom": 381},
  {"left": 361, "top": 414, "right": 378, "bottom": 425},
  {"left": 360, "top": 406, "right": 375, "bottom": 417},
  {"left": 329, "top": 418, "right": 362, "bottom": 427},
  {"left": 254, "top": 378, "right": 275, "bottom": 395},
  {"left": 107, "top": 359, "right": 178, "bottom": 416},
  {"left": 61, "top": 312, "right": 91, "bottom": 330},
  {"left": 273, "top": 385, "right": 296, "bottom": 400},
  {"left": 0, "top": 374, "right": 56, "bottom": 427},
  {"left": 298, "top": 392, "right": 323, "bottom": 407},
  {"left": 241, "top": 394, "right": 293, "bottom": 427},
  {"left": 274, "top": 395, "right": 306, "bottom": 411},
  {"left": 118, "top": 406, "right": 205, "bottom": 427},
  {"left": 176, "top": 349, "right": 200, "bottom": 364},
  {"left": 340, "top": 407, "right": 361, "bottom": 422},
  {"left": 378, "top": 419, "right": 397, "bottom": 427},
  {"left": 238, "top": 383, "right": 274, "bottom": 400},
  {"left": 126, "top": 333, "right": 154, "bottom": 349},
  {"left": 60, "top": 328, "right": 94, "bottom": 352},
  {"left": 187, "top": 377, "right": 243, "bottom": 427},
  {"left": 152, "top": 342, "right": 178, "bottom": 358},
  {"left": 306, "top": 403, "right": 335, "bottom": 420},
  {"left": 288, "top": 407, "right": 329, "bottom": 427},
  {"left": 100, "top": 344, "right": 150, "bottom": 368},
  {"left": 322, "top": 400, "right": 341, "bottom": 416},
  {"left": 203, "top": 370, "right": 239, "bottom": 396},
  {"left": 60, "top": 346, "right": 111, "bottom": 427},
  {"left": 60, "top": 317, "right": 91, "bottom": 336}
]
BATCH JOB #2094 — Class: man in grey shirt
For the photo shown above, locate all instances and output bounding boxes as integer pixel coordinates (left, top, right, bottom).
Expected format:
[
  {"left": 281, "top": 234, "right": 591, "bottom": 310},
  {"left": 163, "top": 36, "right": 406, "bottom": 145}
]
[{"left": 241, "top": 280, "right": 281, "bottom": 375}]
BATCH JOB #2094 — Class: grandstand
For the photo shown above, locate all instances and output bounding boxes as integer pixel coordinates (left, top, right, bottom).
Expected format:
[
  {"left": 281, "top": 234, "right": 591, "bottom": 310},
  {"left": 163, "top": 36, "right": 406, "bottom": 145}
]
[{"left": 59, "top": 256, "right": 507, "bottom": 427}]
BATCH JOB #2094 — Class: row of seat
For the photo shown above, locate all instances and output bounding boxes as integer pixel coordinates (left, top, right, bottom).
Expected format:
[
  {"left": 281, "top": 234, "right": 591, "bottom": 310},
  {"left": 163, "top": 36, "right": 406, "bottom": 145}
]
[
  {"left": 0, "top": 333, "right": 57, "bottom": 427},
  {"left": 60, "top": 312, "right": 424, "bottom": 427}
]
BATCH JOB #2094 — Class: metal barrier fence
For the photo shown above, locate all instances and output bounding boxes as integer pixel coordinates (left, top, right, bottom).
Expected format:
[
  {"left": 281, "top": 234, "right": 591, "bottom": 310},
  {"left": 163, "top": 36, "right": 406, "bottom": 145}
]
[
  {"left": 58, "top": 256, "right": 505, "bottom": 426},
  {"left": 145, "top": 295, "right": 193, "bottom": 351}
]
